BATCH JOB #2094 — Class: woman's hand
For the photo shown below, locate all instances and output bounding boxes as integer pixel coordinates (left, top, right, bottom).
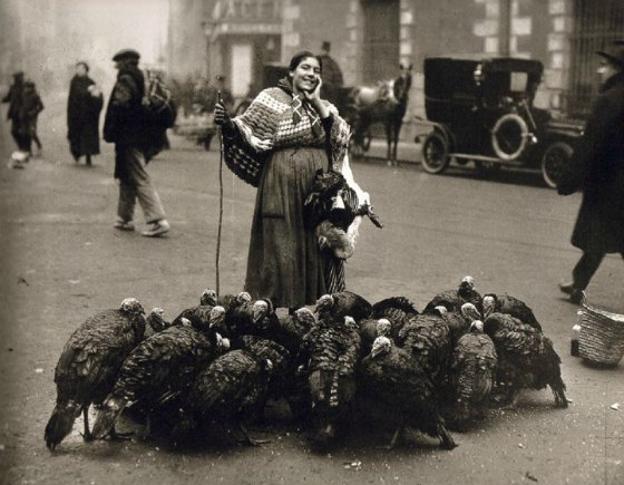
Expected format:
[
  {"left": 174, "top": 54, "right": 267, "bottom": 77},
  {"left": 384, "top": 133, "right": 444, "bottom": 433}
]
[
  {"left": 302, "top": 77, "right": 330, "bottom": 119},
  {"left": 214, "top": 101, "right": 229, "bottom": 126}
]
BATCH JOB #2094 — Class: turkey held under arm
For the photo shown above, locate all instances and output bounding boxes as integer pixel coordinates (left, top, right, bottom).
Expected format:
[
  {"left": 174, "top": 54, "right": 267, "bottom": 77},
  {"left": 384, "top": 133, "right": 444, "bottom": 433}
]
[
  {"left": 44, "top": 298, "right": 146, "bottom": 451},
  {"left": 91, "top": 307, "right": 229, "bottom": 440},
  {"left": 483, "top": 312, "right": 567, "bottom": 408},
  {"left": 358, "top": 336, "right": 457, "bottom": 449}
]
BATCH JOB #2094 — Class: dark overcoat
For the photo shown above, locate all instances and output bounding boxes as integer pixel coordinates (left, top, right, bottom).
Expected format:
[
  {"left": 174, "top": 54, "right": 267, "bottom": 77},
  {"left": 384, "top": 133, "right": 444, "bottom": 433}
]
[
  {"left": 103, "top": 66, "right": 166, "bottom": 181},
  {"left": 67, "top": 75, "right": 103, "bottom": 159},
  {"left": 558, "top": 71, "right": 624, "bottom": 253}
]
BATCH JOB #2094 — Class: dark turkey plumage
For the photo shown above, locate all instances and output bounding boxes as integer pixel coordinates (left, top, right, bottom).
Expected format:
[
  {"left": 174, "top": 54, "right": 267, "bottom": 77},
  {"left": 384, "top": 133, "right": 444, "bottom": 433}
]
[
  {"left": 298, "top": 314, "right": 361, "bottom": 448},
  {"left": 221, "top": 298, "right": 274, "bottom": 340},
  {"left": 358, "top": 336, "right": 457, "bottom": 449},
  {"left": 483, "top": 312, "right": 567, "bottom": 408},
  {"left": 91, "top": 307, "right": 229, "bottom": 439},
  {"left": 397, "top": 312, "right": 452, "bottom": 386},
  {"left": 423, "top": 276, "right": 482, "bottom": 314},
  {"left": 171, "top": 288, "right": 218, "bottom": 328},
  {"left": 447, "top": 321, "right": 498, "bottom": 429},
  {"left": 370, "top": 296, "right": 419, "bottom": 340},
  {"left": 482, "top": 293, "right": 542, "bottom": 331},
  {"left": 181, "top": 335, "right": 291, "bottom": 445},
  {"left": 315, "top": 291, "right": 372, "bottom": 323},
  {"left": 44, "top": 298, "right": 146, "bottom": 450},
  {"left": 144, "top": 307, "right": 172, "bottom": 338}
]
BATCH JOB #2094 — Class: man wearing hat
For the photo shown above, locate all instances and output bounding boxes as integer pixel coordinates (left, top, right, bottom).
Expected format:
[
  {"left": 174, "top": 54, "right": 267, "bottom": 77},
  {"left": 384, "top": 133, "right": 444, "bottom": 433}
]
[
  {"left": 557, "top": 40, "right": 624, "bottom": 303},
  {"left": 103, "top": 48, "right": 170, "bottom": 237},
  {"left": 318, "top": 41, "right": 344, "bottom": 105}
]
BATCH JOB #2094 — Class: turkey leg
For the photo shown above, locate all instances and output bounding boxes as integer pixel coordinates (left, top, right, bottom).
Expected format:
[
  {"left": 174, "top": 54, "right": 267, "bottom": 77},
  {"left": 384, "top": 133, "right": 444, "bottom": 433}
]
[
  {"left": 81, "top": 407, "right": 94, "bottom": 442},
  {"left": 386, "top": 423, "right": 405, "bottom": 450}
]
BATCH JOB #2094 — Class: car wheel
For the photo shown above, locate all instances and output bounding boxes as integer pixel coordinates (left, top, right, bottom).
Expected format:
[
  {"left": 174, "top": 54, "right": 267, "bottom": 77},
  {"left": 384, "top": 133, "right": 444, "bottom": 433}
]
[
  {"left": 421, "top": 131, "right": 450, "bottom": 174},
  {"left": 491, "top": 113, "right": 530, "bottom": 161},
  {"left": 542, "top": 141, "right": 573, "bottom": 189}
]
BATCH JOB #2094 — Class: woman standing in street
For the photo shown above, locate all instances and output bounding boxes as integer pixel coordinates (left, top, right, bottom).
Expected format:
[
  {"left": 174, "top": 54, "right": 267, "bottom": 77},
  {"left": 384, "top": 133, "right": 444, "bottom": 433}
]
[
  {"left": 67, "top": 62, "right": 103, "bottom": 166},
  {"left": 214, "top": 51, "right": 357, "bottom": 308},
  {"left": 557, "top": 41, "right": 624, "bottom": 303}
]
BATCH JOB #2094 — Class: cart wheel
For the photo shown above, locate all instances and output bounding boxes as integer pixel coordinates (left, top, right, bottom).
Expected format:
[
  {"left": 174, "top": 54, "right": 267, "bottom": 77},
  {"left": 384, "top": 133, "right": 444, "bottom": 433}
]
[
  {"left": 421, "top": 131, "right": 450, "bottom": 174},
  {"left": 541, "top": 141, "right": 573, "bottom": 189}
]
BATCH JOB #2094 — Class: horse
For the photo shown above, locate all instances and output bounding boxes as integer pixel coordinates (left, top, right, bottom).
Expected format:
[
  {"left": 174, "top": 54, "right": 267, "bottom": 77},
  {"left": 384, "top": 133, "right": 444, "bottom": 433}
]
[{"left": 347, "top": 64, "right": 413, "bottom": 163}]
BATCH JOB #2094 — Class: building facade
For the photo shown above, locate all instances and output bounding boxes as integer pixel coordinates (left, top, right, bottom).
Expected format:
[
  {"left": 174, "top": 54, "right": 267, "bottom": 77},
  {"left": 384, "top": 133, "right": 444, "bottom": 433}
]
[{"left": 167, "top": 0, "right": 623, "bottom": 136}]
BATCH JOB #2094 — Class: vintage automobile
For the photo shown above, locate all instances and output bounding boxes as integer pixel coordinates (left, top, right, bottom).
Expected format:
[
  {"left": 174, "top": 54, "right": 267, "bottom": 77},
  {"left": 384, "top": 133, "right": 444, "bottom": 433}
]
[{"left": 420, "top": 57, "right": 584, "bottom": 187}]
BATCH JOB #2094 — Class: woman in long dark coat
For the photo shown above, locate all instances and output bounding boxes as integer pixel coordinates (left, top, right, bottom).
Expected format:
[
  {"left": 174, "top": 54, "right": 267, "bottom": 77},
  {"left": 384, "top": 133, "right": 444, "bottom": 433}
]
[
  {"left": 214, "top": 51, "right": 361, "bottom": 308},
  {"left": 67, "top": 62, "right": 103, "bottom": 165},
  {"left": 557, "top": 43, "right": 624, "bottom": 303}
]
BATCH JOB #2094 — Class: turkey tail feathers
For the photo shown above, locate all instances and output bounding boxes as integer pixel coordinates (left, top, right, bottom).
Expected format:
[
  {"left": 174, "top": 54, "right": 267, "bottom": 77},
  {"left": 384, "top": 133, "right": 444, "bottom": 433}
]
[
  {"left": 92, "top": 397, "right": 126, "bottom": 439},
  {"left": 44, "top": 401, "right": 81, "bottom": 451}
]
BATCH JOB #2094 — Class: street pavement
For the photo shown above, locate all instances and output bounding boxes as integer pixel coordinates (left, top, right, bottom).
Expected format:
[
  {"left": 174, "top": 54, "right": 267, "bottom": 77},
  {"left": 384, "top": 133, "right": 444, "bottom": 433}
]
[{"left": 0, "top": 117, "right": 623, "bottom": 485}]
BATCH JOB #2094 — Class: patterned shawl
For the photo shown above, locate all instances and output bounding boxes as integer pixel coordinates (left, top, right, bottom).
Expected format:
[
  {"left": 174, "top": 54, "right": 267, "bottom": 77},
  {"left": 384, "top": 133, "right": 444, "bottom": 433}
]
[{"left": 222, "top": 84, "right": 350, "bottom": 187}]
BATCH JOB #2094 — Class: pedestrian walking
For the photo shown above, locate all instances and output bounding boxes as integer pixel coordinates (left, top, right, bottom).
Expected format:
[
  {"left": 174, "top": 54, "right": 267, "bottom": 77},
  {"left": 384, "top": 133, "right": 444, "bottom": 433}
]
[
  {"left": 67, "top": 62, "right": 103, "bottom": 166},
  {"left": 317, "top": 41, "right": 344, "bottom": 106},
  {"left": 557, "top": 41, "right": 624, "bottom": 303},
  {"left": 19, "top": 80, "right": 44, "bottom": 157},
  {"left": 103, "top": 48, "right": 170, "bottom": 237},
  {"left": 214, "top": 50, "right": 354, "bottom": 308},
  {"left": 2, "top": 71, "right": 29, "bottom": 159}
]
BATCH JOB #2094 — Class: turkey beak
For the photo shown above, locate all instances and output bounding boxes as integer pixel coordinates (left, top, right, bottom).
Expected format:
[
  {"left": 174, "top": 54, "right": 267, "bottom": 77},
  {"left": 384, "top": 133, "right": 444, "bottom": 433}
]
[
  {"left": 253, "top": 308, "right": 264, "bottom": 324},
  {"left": 371, "top": 346, "right": 383, "bottom": 359}
]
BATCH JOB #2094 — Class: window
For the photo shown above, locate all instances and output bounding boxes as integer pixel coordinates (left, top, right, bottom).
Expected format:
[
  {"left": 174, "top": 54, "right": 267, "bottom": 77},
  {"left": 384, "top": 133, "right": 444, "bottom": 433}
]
[{"left": 361, "top": 0, "right": 400, "bottom": 84}]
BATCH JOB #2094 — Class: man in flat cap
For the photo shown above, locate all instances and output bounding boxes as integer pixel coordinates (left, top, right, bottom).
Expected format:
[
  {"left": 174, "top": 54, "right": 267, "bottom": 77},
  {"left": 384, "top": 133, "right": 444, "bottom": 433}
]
[
  {"left": 318, "top": 41, "right": 343, "bottom": 105},
  {"left": 558, "top": 40, "right": 624, "bottom": 302},
  {"left": 103, "top": 48, "right": 170, "bottom": 237}
]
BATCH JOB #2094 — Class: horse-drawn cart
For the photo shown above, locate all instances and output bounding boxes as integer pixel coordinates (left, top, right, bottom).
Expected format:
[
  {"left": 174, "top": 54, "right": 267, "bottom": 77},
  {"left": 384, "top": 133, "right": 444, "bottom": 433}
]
[{"left": 420, "top": 57, "right": 584, "bottom": 188}]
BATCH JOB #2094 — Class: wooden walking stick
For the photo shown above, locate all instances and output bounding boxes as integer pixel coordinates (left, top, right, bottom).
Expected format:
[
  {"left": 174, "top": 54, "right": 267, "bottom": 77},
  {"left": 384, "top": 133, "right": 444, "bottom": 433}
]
[{"left": 215, "top": 90, "right": 225, "bottom": 296}]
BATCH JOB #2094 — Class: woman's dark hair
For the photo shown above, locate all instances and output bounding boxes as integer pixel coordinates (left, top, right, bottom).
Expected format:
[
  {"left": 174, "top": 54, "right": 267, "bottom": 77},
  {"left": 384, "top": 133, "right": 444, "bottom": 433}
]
[
  {"left": 288, "top": 50, "right": 322, "bottom": 73},
  {"left": 76, "top": 61, "right": 89, "bottom": 72}
]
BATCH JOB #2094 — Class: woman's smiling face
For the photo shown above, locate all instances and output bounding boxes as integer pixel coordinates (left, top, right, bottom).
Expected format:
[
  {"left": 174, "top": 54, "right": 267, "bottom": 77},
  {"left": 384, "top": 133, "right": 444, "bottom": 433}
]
[{"left": 290, "top": 56, "right": 321, "bottom": 94}]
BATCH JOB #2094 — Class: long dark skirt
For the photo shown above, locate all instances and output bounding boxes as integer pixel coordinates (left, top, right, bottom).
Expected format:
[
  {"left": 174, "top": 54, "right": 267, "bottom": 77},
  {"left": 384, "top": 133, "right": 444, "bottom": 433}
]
[{"left": 244, "top": 146, "right": 330, "bottom": 308}]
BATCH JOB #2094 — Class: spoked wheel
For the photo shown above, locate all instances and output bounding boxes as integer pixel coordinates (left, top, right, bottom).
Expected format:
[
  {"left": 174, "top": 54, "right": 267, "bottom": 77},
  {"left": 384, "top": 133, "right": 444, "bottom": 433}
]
[
  {"left": 421, "top": 131, "right": 450, "bottom": 174},
  {"left": 541, "top": 141, "right": 573, "bottom": 189}
]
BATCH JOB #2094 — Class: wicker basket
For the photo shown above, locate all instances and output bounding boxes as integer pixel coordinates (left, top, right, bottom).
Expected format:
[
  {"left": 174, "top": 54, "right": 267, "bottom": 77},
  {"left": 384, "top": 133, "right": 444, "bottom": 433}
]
[{"left": 577, "top": 292, "right": 624, "bottom": 367}]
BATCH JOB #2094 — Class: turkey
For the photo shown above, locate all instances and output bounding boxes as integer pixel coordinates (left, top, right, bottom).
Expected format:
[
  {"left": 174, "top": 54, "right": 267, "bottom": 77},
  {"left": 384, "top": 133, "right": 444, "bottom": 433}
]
[
  {"left": 179, "top": 335, "right": 291, "bottom": 445},
  {"left": 359, "top": 318, "right": 392, "bottom": 356},
  {"left": 435, "top": 304, "right": 475, "bottom": 347},
  {"left": 171, "top": 288, "right": 218, "bottom": 327},
  {"left": 315, "top": 291, "right": 372, "bottom": 323},
  {"left": 222, "top": 298, "right": 275, "bottom": 340},
  {"left": 218, "top": 291, "right": 252, "bottom": 312},
  {"left": 91, "top": 307, "right": 229, "bottom": 440},
  {"left": 370, "top": 296, "right": 419, "bottom": 340},
  {"left": 423, "top": 276, "right": 482, "bottom": 314},
  {"left": 358, "top": 335, "right": 457, "bottom": 449},
  {"left": 44, "top": 298, "right": 146, "bottom": 451},
  {"left": 397, "top": 312, "right": 452, "bottom": 387},
  {"left": 298, "top": 314, "right": 361, "bottom": 449},
  {"left": 447, "top": 320, "right": 498, "bottom": 430},
  {"left": 482, "top": 293, "right": 542, "bottom": 331},
  {"left": 144, "top": 307, "right": 172, "bottom": 337},
  {"left": 483, "top": 312, "right": 567, "bottom": 408},
  {"left": 268, "top": 307, "right": 317, "bottom": 355},
  {"left": 304, "top": 168, "right": 382, "bottom": 261}
]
